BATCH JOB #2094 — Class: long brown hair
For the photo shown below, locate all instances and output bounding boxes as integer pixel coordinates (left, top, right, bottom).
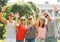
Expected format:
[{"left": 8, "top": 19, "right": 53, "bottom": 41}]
[{"left": 38, "top": 18, "right": 45, "bottom": 28}]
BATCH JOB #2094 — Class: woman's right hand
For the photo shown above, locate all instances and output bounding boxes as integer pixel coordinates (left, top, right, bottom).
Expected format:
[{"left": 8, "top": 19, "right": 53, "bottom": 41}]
[
  {"left": 15, "top": 12, "right": 20, "bottom": 28},
  {"left": 15, "top": 12, "right": 19, "bottom": 19}
]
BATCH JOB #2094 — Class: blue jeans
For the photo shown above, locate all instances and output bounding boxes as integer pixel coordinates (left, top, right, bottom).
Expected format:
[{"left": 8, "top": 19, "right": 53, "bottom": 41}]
[
  {"left": 37, "top": 38, "right": 46, "bottom": 42},
  {"left": 25, "top": 39, "right": 35, "bottom": 42},
  {"left": 16, "top": 40, "right": 24, "bottom": 42},
  {"left": 46, "top": 37, "right": 58, "bottom": 42}
]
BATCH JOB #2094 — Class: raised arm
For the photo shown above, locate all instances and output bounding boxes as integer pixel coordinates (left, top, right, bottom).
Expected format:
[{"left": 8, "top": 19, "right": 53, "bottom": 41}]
[
  {"left": 0, "top": 12, "right": 7, "bottom": 25},
  {"left": 15, "top": 13, "right": 20, "bottom": 28},
  {"left": 33, "top": 12, "right": 38, "bottom": 29}
]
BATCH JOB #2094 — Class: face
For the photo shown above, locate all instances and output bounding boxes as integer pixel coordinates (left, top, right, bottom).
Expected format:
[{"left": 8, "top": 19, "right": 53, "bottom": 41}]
[
  {"left": 28, "top": 18, "right": 32, "bottom": 22},
  {"left": 40, "top": 18, "right": 45, "bottom": 24},
  {"left": 44, "top": 13, "right": 50, "bottom": 19},
  {"left": 8, "top": 15, "right": 14, "bottom": 20},
  {"left": 21, "top": 19, "right": 25, "bottom": 24}
]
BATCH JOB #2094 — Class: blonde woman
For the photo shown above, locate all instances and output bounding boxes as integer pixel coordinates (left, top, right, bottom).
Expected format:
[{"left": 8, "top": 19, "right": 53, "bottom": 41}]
[
  {"left": 15, "top": 15, "right": 27, "bottom": 42},
  {"left": 25, "top": 16, "right": 37, "bottom": 42},
  {"left": 0, "top": 12, "right": 16, "bottom": 42}
]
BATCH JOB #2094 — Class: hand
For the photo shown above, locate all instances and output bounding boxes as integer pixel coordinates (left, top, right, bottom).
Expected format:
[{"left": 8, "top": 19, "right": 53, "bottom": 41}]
[
  {"left": 54, "top": 5, "right": 58, "bottom": 13},
  {"left": 33, "top": 11, "right": 36, "bottom": 18},
  {"left": 15, "top": 12, "right": 19, "bottom": 19},
  {"left": 2, "top": 6, "right": 6, "bottom": 11}
]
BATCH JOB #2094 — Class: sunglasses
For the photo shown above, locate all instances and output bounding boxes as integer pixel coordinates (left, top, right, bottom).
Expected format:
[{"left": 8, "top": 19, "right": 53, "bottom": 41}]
[
  {"left": 9, "top": 15, "right": 14, "bottom": 17},
  {"left": 45, "top": 14, "right": 48, "bottom": 18},
  {"left": 28, "top": 18, "right": 32, "bottom": 20},
  {"left": 21, "top": 19, "right": 25, "bottom": 21}
]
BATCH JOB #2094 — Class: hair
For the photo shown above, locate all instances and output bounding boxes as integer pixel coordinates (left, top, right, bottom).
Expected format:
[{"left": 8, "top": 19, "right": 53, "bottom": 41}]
[
  {"left": 20, "top": 16, "right": 27, "bottom": 26},
  {"left": 44, "top": 11, "right": 50, "bottom": 16},
  {"left": 38, "top": 18, "right": 45, "bottom": 28},
  {"left": 28, "top": 16, "right": 34, "bottom": 24},
  {"left": 8, "top": 12, "right": 14, "bottom": 16}
]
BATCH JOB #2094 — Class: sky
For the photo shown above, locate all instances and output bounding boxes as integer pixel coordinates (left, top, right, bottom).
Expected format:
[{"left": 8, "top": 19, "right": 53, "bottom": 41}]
[{"left": 8, "top": 0, "right": 60, "bottom": 4}]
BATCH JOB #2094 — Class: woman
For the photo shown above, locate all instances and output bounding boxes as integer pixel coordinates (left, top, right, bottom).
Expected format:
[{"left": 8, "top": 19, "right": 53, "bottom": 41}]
[
  {"left": 25, "top": 16, "right": 37, "bottom": 42},
  {"left": 37, "top": 17, "right": 47, "bottom": 42},
  {"left": 0, "top": 12, "right": 16, "bottom": 42},
  {"left": 16, "top": 16, "right": 27, "bottom": 42}
]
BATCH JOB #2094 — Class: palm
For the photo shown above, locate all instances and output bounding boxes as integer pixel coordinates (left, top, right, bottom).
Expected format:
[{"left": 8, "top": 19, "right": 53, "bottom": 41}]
[
  {"left": 15, "top": 13, "right": 19, "bottom": 19},
  {"left": 54, "top": 6, "right": 58, "bottom": 12}
]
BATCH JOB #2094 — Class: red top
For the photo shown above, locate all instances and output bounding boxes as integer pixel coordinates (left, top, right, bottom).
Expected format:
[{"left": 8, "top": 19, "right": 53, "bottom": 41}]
[{"left": 16, "top": 24, "right": 27, "bottom": 40}]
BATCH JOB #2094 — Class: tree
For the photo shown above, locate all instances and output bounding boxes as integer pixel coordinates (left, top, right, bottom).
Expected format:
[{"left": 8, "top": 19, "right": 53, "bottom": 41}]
[
  {"left": 0, "top": 0, "right": 8, "bottom": 7},
  {"left": 28, "top": 2, "right": 40, "bottom": 18},
  {"left": 5, "top": 2, "right": 40, "bottom": 18}
]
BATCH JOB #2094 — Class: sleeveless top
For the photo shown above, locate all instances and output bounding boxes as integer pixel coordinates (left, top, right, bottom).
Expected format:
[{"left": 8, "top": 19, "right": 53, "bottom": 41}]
[
  {"left": 37, "top": 26, "right": 47, "bottom": 39},
  {"left": 25, "top": 25, "right": 37, "bottom": 39},
  {"left": 5, "top": 21, "right": 16, "bottom": 38},
  {"left": 16, "top": 24, "right": 27, "bottom": 40}
]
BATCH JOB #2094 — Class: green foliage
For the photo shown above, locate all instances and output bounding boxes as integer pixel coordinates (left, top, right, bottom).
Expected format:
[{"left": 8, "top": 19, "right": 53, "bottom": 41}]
[
  {"left": 5, "top": 2, "right": 40, "bottom": 18},
  {"left": 0, "top": 0, "right": 8, "bottom": 6},
  {"left": 0, "top": 0, "right": 8, "bottom": 39},
  {"left": 28, "top": 2, "right": 40, "bottom": 18},
  {"left": 28, "top": 2, "right": 40, "bottom": 14},
  {"left": 0, "top": 5, "right": 2, "bottom": 11},
  {"left": 0, "top": 1, "right": 40, "bottom": 39},
  {"left": 0, "top": 21, "right": 5, "bottom": 39},
  {"left": 11, "top": 2, "right": 33, "bottom": 17},
  {"left": 4, "top": 5, "right": 13, "bottom": 19}
]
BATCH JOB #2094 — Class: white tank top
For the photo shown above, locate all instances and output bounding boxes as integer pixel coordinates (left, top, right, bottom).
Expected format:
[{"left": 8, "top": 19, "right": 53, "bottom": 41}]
[{"left": 5, "top": 21, "right": 16, "bottom": 38}]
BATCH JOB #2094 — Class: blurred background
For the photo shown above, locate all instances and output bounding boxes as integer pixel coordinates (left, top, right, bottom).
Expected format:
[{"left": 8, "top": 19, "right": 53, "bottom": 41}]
[{"left": 0, "top": 0, "right": 60, "bottom": 42}]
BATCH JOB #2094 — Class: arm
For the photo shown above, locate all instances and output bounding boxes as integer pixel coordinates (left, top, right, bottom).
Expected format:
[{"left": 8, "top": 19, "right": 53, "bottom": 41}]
[
  {"left": 15, "top": 18, "right": 19, "bottom": 28},
  {"left": 52, "top": 19, "right": 59, "bottom": 38},
  {"left": 53, "top": 5, "right": 59, "bottom": 16},
  {"left": 0, "top": 12, "right": 7, "bottom": 25},
  {"left": 15, "top": 13, "right": 20, "bottom": 28},
  {"left": 33, "top": 12, "right": 37, "bottom": 29}
]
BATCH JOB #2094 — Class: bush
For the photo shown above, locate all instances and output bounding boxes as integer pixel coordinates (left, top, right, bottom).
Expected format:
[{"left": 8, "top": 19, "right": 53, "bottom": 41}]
[{"left": 0, "top": 0, "right": 8, "bottom": 6}]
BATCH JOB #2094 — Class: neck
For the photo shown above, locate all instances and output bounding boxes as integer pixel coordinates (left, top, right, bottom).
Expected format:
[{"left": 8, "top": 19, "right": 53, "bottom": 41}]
[
  {"left": 21, "top": 23, "right": 25, "bottom": 26},
  {"left": 30, "top": 22, "right": 33, "bottom": 25},
  {"left": 9, "top": 19, "right": 13, "bottom": 23},
  {"left": 40, "top": 23, "right": 43, "bottom": 27}
]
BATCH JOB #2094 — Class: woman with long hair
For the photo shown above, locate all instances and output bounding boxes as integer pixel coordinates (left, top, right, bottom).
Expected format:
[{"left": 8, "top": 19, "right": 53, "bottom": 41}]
[
  {"left": 37, "top": 17, "right": 47, "bottom": 42},
  {"left": 25, "top": 16, "right": 37, "bottom": 42},
  {"left": 15, "top": 15, "right": 27, "bottom": 42}
]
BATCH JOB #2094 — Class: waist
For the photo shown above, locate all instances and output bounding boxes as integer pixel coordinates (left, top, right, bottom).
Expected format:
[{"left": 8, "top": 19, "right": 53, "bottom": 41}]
[{"left": 47, "top": 33, "right": 55, "bottom": 37}]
